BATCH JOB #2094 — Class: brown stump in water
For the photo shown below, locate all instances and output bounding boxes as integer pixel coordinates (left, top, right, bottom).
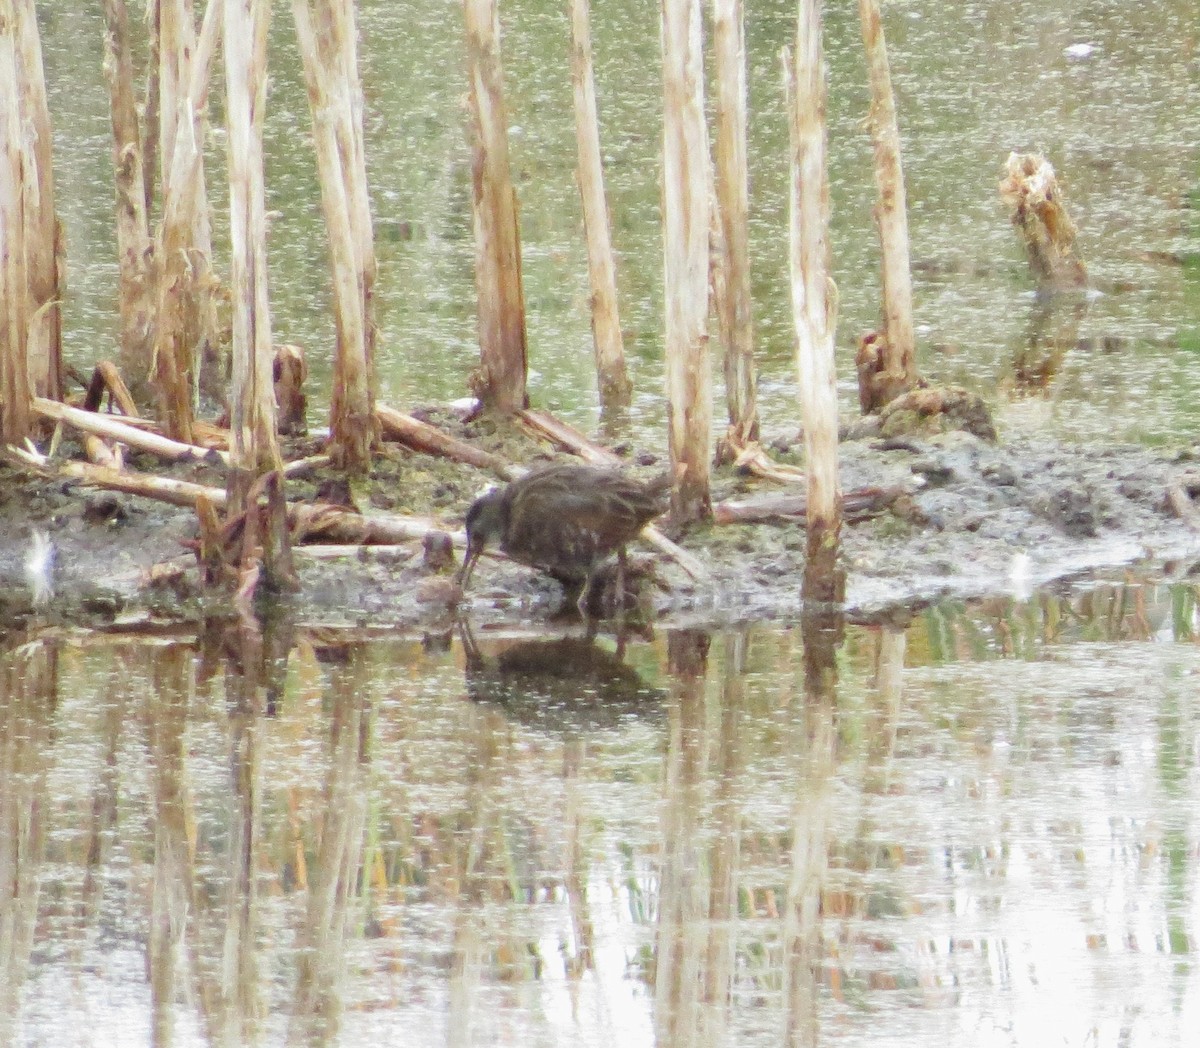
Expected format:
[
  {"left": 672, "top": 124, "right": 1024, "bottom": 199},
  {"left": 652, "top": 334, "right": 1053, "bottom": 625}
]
[
  {"left": 878, "top": 385, "right": 997, "bottom": 442},
  {"left": 856, "top": 334, "right": 998, "bottom": 442},
  {"left": 855, "top": 330, "right": 924, "bottom": 416},
  {"left": 999, "top": 152, "right": 1088, "bottom": 292},
  {"left": 273, "top": 343, "right": 308, "bottom": 436}
]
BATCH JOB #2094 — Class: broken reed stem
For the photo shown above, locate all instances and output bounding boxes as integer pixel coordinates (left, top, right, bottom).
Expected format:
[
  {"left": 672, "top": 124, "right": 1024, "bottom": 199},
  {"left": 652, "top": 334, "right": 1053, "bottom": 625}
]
[
  {"left": 3, "top": 447, "right": 448, "bottom": 548},
  {"left": 14, "top": 0, "right": 63, "bottom": 402},
  {"left": 154, "top": 0, "right": 222, "bottom": 443},
  {"left": 463, "top": 0, "right": 528, "bottom": 413},
  {"left": 713, "top": 484, "right": 903, "bottom": 525},
  {"left": 223, "top": 0, "right": 284, "bottom": 488},
  {"left": 660, "top": 0, "right": 713, "bottom": 525},
  {"left": 711, "top": 0, "right": 758, "bottom": 449},
  {"left": 567, "top": 0, "right": 631, "bottom": 410},
  {"left": 517, "top": 406, "right": 617, "bottom": 466},
  {"left": 787, "top": 2, "right": 844, "bottom": 606},
  {"left": 84, "top": 434, "right": 123, "bottom": 470},
  {"left": 282, "top": 454, "right": 333, "bottom": 478},
  {"left": 83, "top": 360, "right": 140, "bottom": 416},
  {"left": 291, "top": 0, "right": 379, "bottom": 470},
  {"left": 101, "top": 0, "right": 156, "bottom": 405},
  {"left": 273, "top": 342, "right": 308, "bottom": 436},
  {"left": 0, "top": 14, "right": 33, "bottom": 444},
  {"left": 858, "top": 0, "right": 918, "bottom": 391},
  {"left": 998, "top": 152, "right": 1088, "bottom": 291}
]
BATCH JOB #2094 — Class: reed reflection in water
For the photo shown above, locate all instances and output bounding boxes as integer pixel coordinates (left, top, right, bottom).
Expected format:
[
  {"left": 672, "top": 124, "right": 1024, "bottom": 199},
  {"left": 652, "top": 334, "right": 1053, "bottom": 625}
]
[{"left": 2, "top": 578, "right": 1199, "bottom": 1046}]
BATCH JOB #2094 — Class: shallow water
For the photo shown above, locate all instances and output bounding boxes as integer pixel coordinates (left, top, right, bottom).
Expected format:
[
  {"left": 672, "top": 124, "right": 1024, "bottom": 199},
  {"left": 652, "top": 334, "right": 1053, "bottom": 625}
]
[
  {"left": 3, "top": 577, "right": 1198, "bottom": 1047},
  {"left": 36, "top": 0, "right": 1200, "bottom": 449}
]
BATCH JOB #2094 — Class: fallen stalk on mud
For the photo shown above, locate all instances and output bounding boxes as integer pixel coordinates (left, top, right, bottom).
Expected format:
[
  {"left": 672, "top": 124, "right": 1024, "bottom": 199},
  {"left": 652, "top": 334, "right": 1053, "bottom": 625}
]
[
  {"left": 290, "top": 543, "right": 433, "bottom": 560},
  {"left": 6, "top": 445, "right": 226, "bottom": 507},
  {"left": 377, "top": 403, "right": 515, "bottom": 478},
  {"left": 2, "top": 445, "right": 450, "bottom": 545},
  {"left": 282, "top": 454, "right": 333, "bottom": 477},
  {"left": 714, "top": 485, "right": 907, "bottom": 525},
  {"left": 33, "top": 397, "right": 230, "bottom": 466},
  {"left": 526, "top": 404, "right": 800, "bottom": 486},
  {"left": 720, "top": 439, "right": 806, "bottom": 483}
]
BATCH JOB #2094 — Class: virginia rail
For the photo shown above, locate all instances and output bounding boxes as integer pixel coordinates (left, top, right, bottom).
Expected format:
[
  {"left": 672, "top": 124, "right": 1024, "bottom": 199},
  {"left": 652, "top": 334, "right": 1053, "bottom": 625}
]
[{"left": 459, "top": 463, "right": 670, "bottom": 612}]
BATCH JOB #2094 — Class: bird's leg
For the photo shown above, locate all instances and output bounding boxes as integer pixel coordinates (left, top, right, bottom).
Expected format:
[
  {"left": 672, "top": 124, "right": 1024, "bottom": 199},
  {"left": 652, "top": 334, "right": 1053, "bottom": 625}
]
[
  {"left": 577, "top": 573, "right": 597, "bottom": 619},
  {"left": 614, "top": 547, "right": 629, "bottom": 625}
]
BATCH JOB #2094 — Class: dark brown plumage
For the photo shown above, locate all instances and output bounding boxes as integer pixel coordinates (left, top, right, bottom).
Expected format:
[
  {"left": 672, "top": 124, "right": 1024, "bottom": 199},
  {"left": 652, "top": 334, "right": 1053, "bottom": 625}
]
[{"left": 459, "top": 464, "right": 670, "bottom": 610}]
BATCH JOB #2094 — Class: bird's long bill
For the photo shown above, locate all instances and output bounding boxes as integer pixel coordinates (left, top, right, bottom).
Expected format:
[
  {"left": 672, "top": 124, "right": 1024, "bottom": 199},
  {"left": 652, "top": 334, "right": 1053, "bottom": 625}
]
[{"left": 459, "top": 540, "right": 482, "bottom": 589}]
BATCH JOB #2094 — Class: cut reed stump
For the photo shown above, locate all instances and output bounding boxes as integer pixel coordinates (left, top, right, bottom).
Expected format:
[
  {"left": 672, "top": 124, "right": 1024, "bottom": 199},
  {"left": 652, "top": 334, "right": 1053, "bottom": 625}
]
[
  {"left": 711, "top": 0, "right": 759, "bottom": 453},
  {"left": 661, "top": 0, "right": 713, "bottom": 526},
  {"left": 273, "top": 343, "right": 308, "bottom": 436},
  {"left": 223, "top": 0, "right": 295, "bottom": 595},
  {"left": 152, "top": 0, "right": 222, "bottom": 443},
  {"left": 102, "top": 0, "right": 157, "bottom": 407},
  {"left": 0, "top": 12, "right": 34, "bottom": 445},
  {"left": 464, "top": 0, "right": 528, "bottom": 413},
  {"left": 13, "top": 0, "right": 63, "bottom": 403},
  {"left": 787, "top": 0, "right": 844, "bottom": 607},
  {"left": 999, "top": 152, "right": 1088, "bottom": 292},
  {"left": 568, "top": 0, "right": 631, "bottom": 411},
  {"left": 856, "top": 0, "right": 920, "bottom": 415},
  {"left": 292, "top": 0, "right": 379, "bottom": 471}
]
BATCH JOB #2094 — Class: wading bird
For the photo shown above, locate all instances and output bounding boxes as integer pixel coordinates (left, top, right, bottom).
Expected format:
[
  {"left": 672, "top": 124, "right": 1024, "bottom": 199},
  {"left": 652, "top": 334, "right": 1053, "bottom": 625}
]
[{"left": 459, "top": 463, "right": 670, "bottom": 615}]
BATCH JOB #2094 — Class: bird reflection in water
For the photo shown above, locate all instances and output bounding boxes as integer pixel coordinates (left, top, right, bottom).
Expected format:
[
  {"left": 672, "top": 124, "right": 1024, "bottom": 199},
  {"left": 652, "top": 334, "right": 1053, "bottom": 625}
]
[{"left": 459, "top": 621, "right": 665, "bottom": 733}]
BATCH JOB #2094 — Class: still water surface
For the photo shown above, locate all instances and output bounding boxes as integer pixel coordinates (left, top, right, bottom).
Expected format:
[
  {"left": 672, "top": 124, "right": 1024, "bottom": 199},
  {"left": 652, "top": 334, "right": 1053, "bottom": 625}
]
[
  {"left": 35, "top": 0, "right": 1200, "bottom": 447},
  {"left": 3, "top": 578, "right": 1198, "bottom": 1046}
]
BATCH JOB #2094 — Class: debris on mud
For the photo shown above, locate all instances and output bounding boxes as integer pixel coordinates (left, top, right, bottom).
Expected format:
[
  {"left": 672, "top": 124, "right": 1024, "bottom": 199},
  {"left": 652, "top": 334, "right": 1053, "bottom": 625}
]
[{"left": 2, "top": 406, "right": 1199, "bottom": 635}]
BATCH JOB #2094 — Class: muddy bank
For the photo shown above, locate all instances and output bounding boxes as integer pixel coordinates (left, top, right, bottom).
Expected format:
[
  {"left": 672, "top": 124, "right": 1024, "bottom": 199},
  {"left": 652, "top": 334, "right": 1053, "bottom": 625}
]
[{"left": 2, "top": 419, "right": 1199, "bottom": 634}]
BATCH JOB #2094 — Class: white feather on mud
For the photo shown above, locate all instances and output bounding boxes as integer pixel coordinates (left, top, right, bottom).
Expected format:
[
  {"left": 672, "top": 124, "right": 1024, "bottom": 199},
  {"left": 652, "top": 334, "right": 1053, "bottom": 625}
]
[{"left": 24, "top": 530, "right": 55, "bottom": 606}]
